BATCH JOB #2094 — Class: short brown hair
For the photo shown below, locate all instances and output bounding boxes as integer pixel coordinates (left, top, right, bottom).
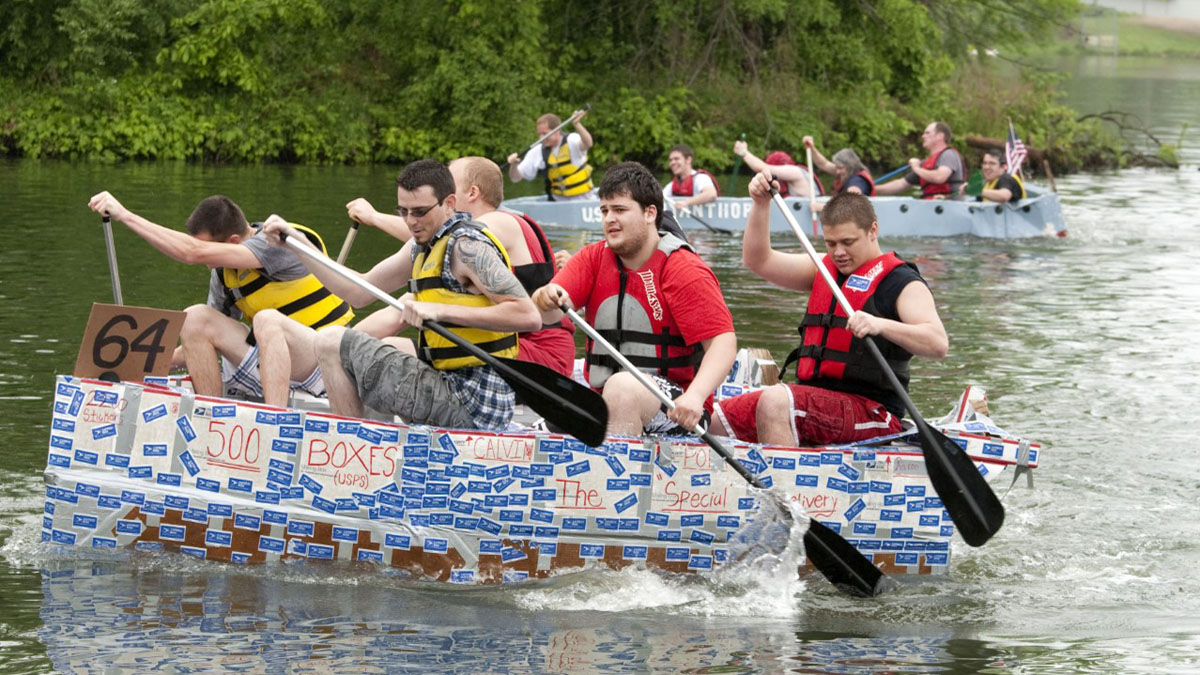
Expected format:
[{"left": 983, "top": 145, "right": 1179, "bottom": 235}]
[
  {"left": 185, "top": 195, "right": 250, "bottom": 240},
  {"left": 452, "top": 157, "right": 504, "bottom": 207},
  {"left": 669, "top": 144, "right": 694, "bottom": 159},
  {"left": 537, "top": 113, "right": 561, "bottom": 128},
  {"left": 933, "top": 121, "right": 952, "bottom": 144},
  {"left": 820, "top": 192, "right": 877, "bottom": 232}
]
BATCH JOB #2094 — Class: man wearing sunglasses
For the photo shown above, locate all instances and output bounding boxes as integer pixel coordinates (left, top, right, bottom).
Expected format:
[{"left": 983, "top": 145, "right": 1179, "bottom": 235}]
[{"left": 263, "top": 159, "right": 542, "bottom": 430}]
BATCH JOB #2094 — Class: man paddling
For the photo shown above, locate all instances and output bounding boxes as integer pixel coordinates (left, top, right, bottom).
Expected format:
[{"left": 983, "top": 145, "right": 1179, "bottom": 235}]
[
  {"left": 85, "top": 192, "right": 354, "bottom": 401},
  {"left": 970, "top": 149, "right": 1026, "bottom": 203},
  {"left": 663, "top": 143, "right": 719, "bottom": 216},
  {"left": 316, "top": 157, "right": 577, "bottom": 378},
  {"left": 262, "top": 159, "right": 541, "bottom": 430},
  {"left": 506, "top": 109, "right": 597, "bottom": 201},
  {"left": 531, "top": 162, "right": 737, "bottom": 436},
  {"left": 875, "top": 121, "right": 965, "bottom": 199},
  {"left": 733, "top": 140, "right": 822, "bottom": 198},
  {"left": 710, "top": 173, "right": 948, "bottom": 446}
]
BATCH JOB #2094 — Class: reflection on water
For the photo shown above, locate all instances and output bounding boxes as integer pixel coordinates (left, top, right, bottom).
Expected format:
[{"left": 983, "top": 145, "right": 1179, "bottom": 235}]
[{"left": 39, "top": 558, "right": 997, "bottom": 674}]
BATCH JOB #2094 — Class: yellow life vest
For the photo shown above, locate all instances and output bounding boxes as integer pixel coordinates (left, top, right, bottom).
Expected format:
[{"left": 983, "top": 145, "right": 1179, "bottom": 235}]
[
  {"left": 544, "top": 140, "right": 594, "bottom": 198},
  {"left": 984, "top": 172, "right": 1026, "bottom": 200},
  {"left": 409, "top": 221, "right": 519, "bottom": 370},
  {"left": 220, "top": 223, "right": 353, "bottom": 331}
]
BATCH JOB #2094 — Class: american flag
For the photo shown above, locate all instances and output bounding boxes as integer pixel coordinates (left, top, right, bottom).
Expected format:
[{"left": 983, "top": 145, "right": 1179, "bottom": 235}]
[{"left": 1006, "top": 120, "right": 1027, "bottom": 176}]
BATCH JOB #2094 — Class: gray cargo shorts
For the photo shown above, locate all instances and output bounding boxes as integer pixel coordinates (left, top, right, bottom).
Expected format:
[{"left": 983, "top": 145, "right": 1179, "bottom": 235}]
[{"left": 339, "top": 329, "right": 475, "bottom": 429}]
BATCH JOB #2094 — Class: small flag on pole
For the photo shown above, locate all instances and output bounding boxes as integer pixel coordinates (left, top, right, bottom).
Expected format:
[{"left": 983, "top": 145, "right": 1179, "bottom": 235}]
[{"left": 1006, "top": 119, "right": 1028, "bottom": 177}]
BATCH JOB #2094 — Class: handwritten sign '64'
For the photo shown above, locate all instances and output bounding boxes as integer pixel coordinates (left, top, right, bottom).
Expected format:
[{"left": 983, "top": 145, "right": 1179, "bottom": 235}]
[{"left": 73, "top": 303, "right": 186, "bottom": 382}]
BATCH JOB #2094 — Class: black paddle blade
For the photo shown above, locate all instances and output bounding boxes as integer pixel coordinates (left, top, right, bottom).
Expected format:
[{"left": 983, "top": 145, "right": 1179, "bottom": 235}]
[
  {"left": 495, "top": 357, "right": 608, "bottom": 447},
  {"left": 803, "top": 519, "right": 894, "bottom": 597},
  {"left": 918, "top": 420, "right": 1005, "bottom": 547}
]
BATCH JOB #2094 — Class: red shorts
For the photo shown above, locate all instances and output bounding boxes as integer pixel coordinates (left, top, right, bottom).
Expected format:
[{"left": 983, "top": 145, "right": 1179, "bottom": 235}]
[
  {"left": 517, "top": 326, "right": 576, "bottom": 377},
  {"left": 713, "top": 384, "right": 901, "bottom": 446}
]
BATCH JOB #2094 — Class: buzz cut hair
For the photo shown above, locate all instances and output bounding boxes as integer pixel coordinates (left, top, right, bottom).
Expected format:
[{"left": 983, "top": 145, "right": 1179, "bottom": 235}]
[
  {"left": 185, "top": 195, "right": 250, "bottom": 241},
  {"left": 820, "top": 192, "right": 877, "bottom": 232}
]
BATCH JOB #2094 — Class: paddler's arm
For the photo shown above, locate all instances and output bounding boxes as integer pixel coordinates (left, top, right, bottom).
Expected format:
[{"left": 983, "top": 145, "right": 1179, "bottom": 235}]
[
  {"left": 845, "top": 281, "right": 948, "bottom": 359},
  {"left": 531, "top": 282, "right": 568, "bottom": 325},
  {"left": 907, "top": 157, "right": 951, "bottom": 185},
  {"left": 86, "top": 191, "right": 260, "bottom": 269},
  {"left": 803, "top": 136, "right": 837, "bottom": 174},
  {"left": 741, "top": 170, "right": 816, "bottom": 292},
  {"left": 346, "top": 198, "right": 413, "bottom": 242},
  {"left": 262, "top": 215, "right": 414, "bottom": 307},
  {"left": 571, "top": 108, "right": 593, "bottom": 150},
  {"left": 403, "top": 236, "right": 541, "bottom": 333},
  {"left": 669, "top": 331, "right": 737, "bottom": 431}
]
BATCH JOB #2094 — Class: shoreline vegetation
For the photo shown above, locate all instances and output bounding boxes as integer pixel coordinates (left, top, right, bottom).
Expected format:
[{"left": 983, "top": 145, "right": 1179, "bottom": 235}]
[{"left": 0, "top": 0, "right": 1181, "bottom": 174}]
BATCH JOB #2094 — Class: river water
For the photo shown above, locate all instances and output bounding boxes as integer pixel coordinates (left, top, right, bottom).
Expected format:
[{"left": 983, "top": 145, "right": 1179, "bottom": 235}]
[{"left": 1, "top": 56, "right": 1198, "bottom": 673}]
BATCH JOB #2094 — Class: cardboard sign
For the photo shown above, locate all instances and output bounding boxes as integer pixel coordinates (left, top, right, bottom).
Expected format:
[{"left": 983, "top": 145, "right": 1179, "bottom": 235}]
[{"left": 74, "top": 304, "right": 186, "bottom": 382}]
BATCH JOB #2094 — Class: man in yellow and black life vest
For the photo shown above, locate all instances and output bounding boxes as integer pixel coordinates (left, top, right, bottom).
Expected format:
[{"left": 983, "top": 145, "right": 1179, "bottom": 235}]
[
  {"left": 663, "top": 143, "right": 719, "bottom": 218},
  {"left": 971, "top": 149, "right": 1026, "bottom": 203},
  {"left": 875, "top": 121, "right": 966, "bottom": 200},
  {"left": 506, "top": 109, "right": 597, "bottom": 201},
  {"left": 85, "top": 191, "right": 353, "bottom": 401},
  {"left": 709, "top": 174, "right": 949, "bottom": 447},
  {"left": 263, "top": 159, "right": 542, "bottom": 431},
  {"left": 532, "top": 162, "right": 738, "bottom": 437}
]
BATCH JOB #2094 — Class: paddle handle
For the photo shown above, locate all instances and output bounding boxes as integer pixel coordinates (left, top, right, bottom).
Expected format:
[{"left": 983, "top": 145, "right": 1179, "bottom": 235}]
[
  {"left": 335, "top": 221, "right": 359, "bottom": 265},
  {"left": 282, "top": 233, "right": 603, "bottom": 432},
  {"left": 874, "top": 164, "right": 910, "bottom": 184},
  {"left": 525, "top": 103, "right": 591, "bottom": 153},
  {"left": 806, "top": 145, "right": 819, "bottom": 237},
  {"left": 101, "top": 216, "right": 124, "bottom": 305}
]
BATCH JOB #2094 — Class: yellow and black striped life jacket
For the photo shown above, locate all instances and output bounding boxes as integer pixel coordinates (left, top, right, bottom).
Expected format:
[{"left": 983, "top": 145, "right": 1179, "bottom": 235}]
[
  {"left": 219, "top": 223, "right": 353, "bottom": 332},
  {"left": 409, "top": 221, "right": 519, "bottom": 370},
  {"left": 543, "top": 141, "right": 594, "bottom": 198}
]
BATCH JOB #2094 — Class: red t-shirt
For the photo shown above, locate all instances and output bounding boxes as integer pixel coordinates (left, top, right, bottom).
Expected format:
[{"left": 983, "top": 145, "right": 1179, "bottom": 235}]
[{"left": 553, "top": 239, "right": 734, "bottom": 386}]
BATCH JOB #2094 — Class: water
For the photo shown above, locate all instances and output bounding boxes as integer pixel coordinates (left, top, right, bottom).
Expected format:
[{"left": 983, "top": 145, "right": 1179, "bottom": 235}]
[{"left": 2, "top": 57, "right": 1200, "bottom": 672}]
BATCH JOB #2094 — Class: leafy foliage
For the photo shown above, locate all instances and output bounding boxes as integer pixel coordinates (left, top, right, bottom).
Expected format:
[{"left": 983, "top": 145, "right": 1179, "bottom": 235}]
[{"left": 0, "top": 0, "right": 1119, "bottom": 171}]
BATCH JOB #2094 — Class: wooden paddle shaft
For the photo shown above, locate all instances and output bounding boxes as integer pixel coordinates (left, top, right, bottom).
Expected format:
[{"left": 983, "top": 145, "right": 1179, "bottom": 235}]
[
  {"left": 101, "top": 216, "right": 123, "bottom": 305},
  {"left": 525, "top": 104, "right": 590, "bottom": 153},
  {"left": 335, "top": 222, "right": 359, "bottom": 265}
]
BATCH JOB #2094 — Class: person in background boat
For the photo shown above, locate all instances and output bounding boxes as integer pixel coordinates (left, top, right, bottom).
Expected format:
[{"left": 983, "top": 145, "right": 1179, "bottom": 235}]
[
  {"left": 531, "top": 162, "right": 737, "bottom": 436},
  {"left": 968, "top": 149, "right": 1026, "bottom": 203},
  {"left": 732, "top": 139, "right": 822, "bottom": 198},
  {"left": 85, "top": 192, "right": 354, "bottom": 402},
  {"left": 709, "top": 173, "right": 948, "bottom": 447},
  {"left": 663, "top": 143, "right": 719, "bottom": 218},
  {"left": 262, "top": 159, "right": 542, "bottom": 430},
  {"left": 875, "top": 121, "right": 965, "bottom": 199},
  {"left": 803, "top": 136, "right": 876, "bottom": 196},
  {"left": 506, "top": 109, "right": 596, "bottom": 201}
]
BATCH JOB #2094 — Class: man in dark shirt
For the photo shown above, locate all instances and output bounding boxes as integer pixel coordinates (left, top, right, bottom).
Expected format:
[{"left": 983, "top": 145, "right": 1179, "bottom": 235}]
[{"left": 974, "top": 149, "right": 1026, "bottom": 202}]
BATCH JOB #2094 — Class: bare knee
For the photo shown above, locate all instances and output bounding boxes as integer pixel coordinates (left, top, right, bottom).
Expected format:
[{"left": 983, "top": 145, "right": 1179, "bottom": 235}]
[
  {"left": 252, "top": 309, "right": 286, "bottom": 340},
  {"left": 181, "top": 304, "right": 223, "bottom": 344},
  {"left": 313, "top": 326, "right": 347, "bottom": 365}
]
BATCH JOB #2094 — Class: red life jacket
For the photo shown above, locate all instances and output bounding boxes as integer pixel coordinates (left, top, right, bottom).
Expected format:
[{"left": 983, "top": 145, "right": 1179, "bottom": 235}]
[
  {"left": 584, "top": 234, "right": 704, "bottom": 392},
  {"left": 834, "top": 169, "right": 876, "bottom": 196},
  {"left": 763, "top": 152, "right": 825, "bottom": 197},
  {"left": 509, "top": 210, "right": 574, "bottom": 334},
  {"left": 669, "top": 169, "right": 721, "bottom": 197},
  {"left": 784, "top": 252, "right": 916, "bottom": 412},
  {"left": 919, "top": 147, "right": 958, "bottom": 199}
]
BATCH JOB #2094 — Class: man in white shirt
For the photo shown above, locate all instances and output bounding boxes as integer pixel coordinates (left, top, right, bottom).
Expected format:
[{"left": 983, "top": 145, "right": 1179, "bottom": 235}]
[
  {"left": 662, "top": 144, "right": 719, "bottom": 218},
  {"left": 506, "top": 109, "right": 596, "bottom": 201}
]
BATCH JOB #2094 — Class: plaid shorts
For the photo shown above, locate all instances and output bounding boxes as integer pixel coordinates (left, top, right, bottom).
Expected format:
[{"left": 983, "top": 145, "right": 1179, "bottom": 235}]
[{"left": 221, "top": 346, "right": 325, "bottom": 400}]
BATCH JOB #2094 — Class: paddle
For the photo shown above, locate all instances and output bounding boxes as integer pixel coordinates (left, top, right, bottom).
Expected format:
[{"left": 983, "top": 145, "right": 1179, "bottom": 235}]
[
  {"left": 519, "top": 104, "right": 591, "bottom": 156},
  {"left": 770, "top": 172, "right": 1004, "bottom": 548},
  {"left": 727, "top": 132, "right": 747, "bottom": 196},
  {"left": 874, "top": 164, "right": 910, "bottom": 184},
  {"left": 335, "top": 221, "right": 360, "bottom": 265},
  {"left": 101, "top": 216, "right": 124, "bottom": 305},
  {"left": 665, "top": 198, "right": 734, "bottom": 236},
  {"left": 280, "top": 233, "right": 609, "bottom": 447},
  {"left": 560, "top": 304, "right": 890, "bottom": 597}
]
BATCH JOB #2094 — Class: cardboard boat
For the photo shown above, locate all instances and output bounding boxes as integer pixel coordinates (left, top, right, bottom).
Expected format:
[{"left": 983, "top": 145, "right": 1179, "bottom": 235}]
[
  {"left": 41, "top": 375, "right": 1038, "bottom": 584},
  {"left": 502, "top": 188, "right": 1066, "bottom": 238}
]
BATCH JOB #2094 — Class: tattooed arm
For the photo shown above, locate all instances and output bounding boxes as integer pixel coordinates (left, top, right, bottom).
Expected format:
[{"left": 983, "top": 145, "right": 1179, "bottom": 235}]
[{"left": 401, "top": 235, "right": 542, "bottom": 333}]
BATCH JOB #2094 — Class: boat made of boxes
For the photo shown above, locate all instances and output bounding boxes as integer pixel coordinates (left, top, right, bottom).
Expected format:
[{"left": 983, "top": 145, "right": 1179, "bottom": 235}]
[{"left": 42, "top": 375, "right": 1039, "bottom": 584}]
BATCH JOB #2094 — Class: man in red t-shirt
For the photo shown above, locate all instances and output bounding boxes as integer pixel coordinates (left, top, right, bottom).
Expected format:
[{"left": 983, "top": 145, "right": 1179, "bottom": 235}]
[{"left": 532, "top": 162, "right": 737, "bottom": 436}]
